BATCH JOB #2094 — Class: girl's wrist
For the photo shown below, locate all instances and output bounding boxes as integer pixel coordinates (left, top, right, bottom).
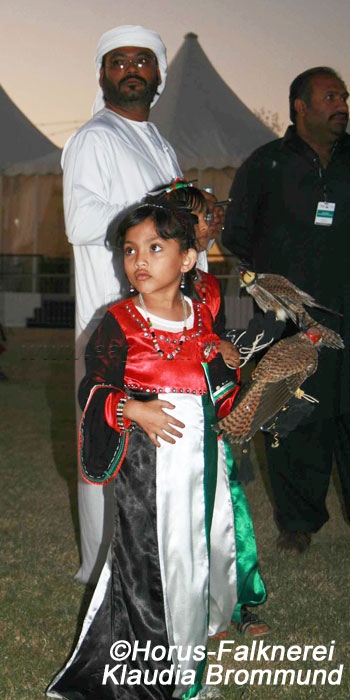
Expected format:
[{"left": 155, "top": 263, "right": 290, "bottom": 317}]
[{"left": 116, "top": 397, "right": 136, "bottom": 434}]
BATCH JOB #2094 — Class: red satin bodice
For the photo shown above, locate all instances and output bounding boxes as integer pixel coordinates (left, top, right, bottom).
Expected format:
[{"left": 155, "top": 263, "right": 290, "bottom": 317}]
[{"left": 108, "top": 298, "right": 218, "bottom": 395}]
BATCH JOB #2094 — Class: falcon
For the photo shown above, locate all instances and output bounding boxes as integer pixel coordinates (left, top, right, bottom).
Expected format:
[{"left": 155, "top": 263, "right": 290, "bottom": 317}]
[
  {"left": 239, "top": 267, "right": 343, "bottom": 349},
  {"left": 216, "top": 325, "right": 344, "bottom": 444}
]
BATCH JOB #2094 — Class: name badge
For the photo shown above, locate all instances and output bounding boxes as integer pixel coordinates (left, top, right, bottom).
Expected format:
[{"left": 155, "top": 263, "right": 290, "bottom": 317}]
[{"left": 314, "top": 201, "right": 336, "bottom": 226}]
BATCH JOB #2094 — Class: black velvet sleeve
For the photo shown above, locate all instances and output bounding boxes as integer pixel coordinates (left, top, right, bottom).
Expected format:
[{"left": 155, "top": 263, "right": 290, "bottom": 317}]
[
  {"left": 78, "top": 311, "right": 128, "bottom": 409},
  {"left": 78, "top": 312, "right": 130, "bottom": 484}
]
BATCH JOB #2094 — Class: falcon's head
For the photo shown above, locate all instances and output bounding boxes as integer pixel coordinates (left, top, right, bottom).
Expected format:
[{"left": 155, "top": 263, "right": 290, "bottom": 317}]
[{"left": 238, "top": 266, "right": 256, "bottom": 288}]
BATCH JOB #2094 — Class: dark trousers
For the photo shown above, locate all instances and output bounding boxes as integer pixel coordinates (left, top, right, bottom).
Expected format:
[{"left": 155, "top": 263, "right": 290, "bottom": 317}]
[{"left": 264, "top": 413, "right": 350, "bottom": 532}]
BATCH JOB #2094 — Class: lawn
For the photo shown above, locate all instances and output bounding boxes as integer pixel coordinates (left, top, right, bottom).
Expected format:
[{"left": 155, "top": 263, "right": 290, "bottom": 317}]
[{"left": 1, "top": 328, "right": 349, "bottom": 700}]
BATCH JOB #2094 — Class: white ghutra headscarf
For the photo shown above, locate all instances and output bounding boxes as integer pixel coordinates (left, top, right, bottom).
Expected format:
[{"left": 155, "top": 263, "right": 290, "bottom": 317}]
[{"left": 92, "top": 24, "right": 168, "bottom": 115}]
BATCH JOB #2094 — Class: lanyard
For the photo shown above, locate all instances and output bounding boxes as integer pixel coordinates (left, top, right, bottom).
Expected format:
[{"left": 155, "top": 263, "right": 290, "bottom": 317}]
[{"left": 318, "top": 167, "right": 328, "bottom": 202}]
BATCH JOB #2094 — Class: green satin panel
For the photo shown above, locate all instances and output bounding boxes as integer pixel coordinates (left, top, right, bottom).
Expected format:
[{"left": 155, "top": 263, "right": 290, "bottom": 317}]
[
  {"left": 223, "top": 440, "right": 267, "bottom": 622},
  {"left": 202, "top": 395, "right": 218, "bottom": 545},
  {"left": 182, "top": 657, "right": 207, "bottom": 699}
]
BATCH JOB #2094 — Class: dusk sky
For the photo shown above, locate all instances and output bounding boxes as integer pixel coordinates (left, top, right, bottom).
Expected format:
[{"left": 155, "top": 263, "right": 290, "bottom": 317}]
[{"left": 2, "top": 0, "right": 350, "bottom": 148}]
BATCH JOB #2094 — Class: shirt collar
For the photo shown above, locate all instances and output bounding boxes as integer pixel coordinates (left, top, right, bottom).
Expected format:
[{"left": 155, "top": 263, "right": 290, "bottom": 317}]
[{"left": 281, "top": 124, "right": 350, "bottom": 160}]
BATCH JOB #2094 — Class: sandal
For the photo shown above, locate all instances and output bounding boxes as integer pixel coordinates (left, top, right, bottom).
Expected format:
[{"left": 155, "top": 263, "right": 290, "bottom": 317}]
[
  {"left": 209, "top": 631, "right": 228, "bottom": 641},
  {"left": 233, "top": 605, "right": 271, "bottom": 637},
  {"left": 276, "top": 530, "right": 311, "bottom": 554}
]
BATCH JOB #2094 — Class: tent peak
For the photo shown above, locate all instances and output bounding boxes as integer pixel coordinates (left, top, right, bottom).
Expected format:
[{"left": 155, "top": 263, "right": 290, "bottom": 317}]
[
  {"left": 151, "top": 31, "right": 276, "bottom": 171},
  {"left": 0, "top": 85, "right": 58, "bottom": 171}
]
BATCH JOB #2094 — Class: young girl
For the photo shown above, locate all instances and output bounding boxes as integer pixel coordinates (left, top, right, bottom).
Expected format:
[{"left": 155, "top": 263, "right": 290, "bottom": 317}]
[{"left": 48, "top": 204, "right": 267, "bottom": 700}]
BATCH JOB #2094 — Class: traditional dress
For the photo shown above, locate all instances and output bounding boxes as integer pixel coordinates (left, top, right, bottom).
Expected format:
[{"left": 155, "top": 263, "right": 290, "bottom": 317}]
[{"left": 48, "top": 298, "right": 266, "bottom": 700}]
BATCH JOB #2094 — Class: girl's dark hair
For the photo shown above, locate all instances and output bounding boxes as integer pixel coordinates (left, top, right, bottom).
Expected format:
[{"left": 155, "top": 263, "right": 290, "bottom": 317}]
[
  {"left": 145, "top": 182, "right": 208, "bottom": 214},
  {"left": 115, "top": 203, "right": 197, "bottom": 252}
]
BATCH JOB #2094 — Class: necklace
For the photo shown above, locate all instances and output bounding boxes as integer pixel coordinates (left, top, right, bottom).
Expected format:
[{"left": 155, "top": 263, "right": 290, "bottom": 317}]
[{"left": 138, "top": 293, "right": 188, "bottom": 360}]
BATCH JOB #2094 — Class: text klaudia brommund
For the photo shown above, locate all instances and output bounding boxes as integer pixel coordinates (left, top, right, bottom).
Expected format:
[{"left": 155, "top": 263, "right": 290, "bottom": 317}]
[{"left": 102, "top": 639, "right": 343, "bottom": 687}]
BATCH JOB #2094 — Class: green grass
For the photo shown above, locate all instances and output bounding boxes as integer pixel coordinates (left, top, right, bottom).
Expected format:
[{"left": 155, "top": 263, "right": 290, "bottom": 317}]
[{"left": 1, "top": 329, "right": 349, "bottom": 699}]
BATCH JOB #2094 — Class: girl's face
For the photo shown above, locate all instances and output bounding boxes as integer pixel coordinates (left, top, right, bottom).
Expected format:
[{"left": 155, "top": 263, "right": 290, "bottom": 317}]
[
  {"left": 194, "top": 208, "right": 211, "bottom": 252},
  {"left": 123, "top": 217, "right": 197, "bottom": 297}
]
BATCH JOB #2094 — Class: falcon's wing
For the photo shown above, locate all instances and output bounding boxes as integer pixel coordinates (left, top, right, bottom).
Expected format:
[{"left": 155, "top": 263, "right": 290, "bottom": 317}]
[
  {"left": 258, "top": 273, "right": 316, "bottom": 305},
  {"left": 216, "top": 370, "right": 307, "bottom": 443},
  {"left": 252, "top": 333, "right": 318, "bottom": 383},
  {"left": 257, "top": 273, "right": 343, "bottom": 319},
  {"left": 216, "top": 332, "right": 320, "bottom": 442},
  {"left": 247, "top": 284, "right": 297, "bottom": 323}
]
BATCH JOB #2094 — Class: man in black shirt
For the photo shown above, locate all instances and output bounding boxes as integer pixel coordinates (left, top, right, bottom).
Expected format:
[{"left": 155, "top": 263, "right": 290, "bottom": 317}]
[{"left": 223, "top": 67, "right": 350, "bottom": 553}]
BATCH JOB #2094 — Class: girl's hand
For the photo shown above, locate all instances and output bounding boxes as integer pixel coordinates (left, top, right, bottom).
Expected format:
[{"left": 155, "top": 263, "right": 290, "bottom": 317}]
[
  {"left": 123, "top": 399, "right": 185, "bottom": 447},
  {"left": 218, "top": 340, "right": 240, "bottom": 369}
]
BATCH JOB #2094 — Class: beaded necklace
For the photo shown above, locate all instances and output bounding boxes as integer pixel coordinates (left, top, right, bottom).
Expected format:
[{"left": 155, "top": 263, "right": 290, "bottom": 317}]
[{"left": 138, "top": 293, "right": 188, "bottom": 360}]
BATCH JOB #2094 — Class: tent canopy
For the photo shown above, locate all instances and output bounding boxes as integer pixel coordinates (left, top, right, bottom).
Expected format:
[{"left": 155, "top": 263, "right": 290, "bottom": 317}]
[
  {"left": 0, "top": 85, "right": 60, "bottom": 172},
  {"left": 152, "top": 32, "right": 275, "bottom": 171},
  {"left": 0, "top": 87, "right": 65, "bottom": 257}
]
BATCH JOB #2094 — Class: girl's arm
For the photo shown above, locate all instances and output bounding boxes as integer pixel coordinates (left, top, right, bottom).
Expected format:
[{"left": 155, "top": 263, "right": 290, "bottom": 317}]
[
  {"left": 217, "top": 340, "right": 240, "bottom": 368},
  {"left": 78, "top": 312, "right": 186, "bottom": 483},
  {"left": 78, "top": 311, "right": 130, "bottom": 484}
]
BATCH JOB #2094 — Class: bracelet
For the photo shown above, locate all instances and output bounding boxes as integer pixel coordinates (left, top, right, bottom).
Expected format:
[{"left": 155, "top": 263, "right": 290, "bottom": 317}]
[{"left": 116, "top": 396, "right": 135, "bottom": 434}]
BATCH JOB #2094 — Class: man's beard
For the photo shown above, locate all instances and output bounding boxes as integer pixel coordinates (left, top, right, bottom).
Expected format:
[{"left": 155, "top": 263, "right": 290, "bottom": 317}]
[{"left": 101, "top": 74, "right": 159, "bottom": 109}]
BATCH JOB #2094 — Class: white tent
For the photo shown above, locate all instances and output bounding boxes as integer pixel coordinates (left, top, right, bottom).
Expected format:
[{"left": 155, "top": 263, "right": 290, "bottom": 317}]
[
  {"left": 0, "top": 86, "right": 66, "bottom": 257},
  {"left": 152, "top": 32, "right": 275, "bottom": 199},
  {"left": 0, "top": 85, "right": 59, "bottom": 171}
]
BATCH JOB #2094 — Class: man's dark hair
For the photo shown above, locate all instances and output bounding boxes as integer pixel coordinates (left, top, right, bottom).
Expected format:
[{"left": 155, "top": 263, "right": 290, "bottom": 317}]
[{"left": 289, "top": 67, "right": 346, "bottom": 123}]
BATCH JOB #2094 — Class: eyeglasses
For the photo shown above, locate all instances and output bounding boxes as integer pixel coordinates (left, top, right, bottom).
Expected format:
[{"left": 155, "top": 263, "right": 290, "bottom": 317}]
[
  {"left": 204, "top": 213, "right": 213, "bottom": 222},
  {"left": 107, "top": 56, "right": 156, "bottom": 71}
]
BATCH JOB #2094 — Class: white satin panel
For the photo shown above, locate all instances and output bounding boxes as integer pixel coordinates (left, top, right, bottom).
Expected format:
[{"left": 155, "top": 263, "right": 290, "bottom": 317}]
[{"left": 156, "top": 394, "right": 209, "bottom": 698}]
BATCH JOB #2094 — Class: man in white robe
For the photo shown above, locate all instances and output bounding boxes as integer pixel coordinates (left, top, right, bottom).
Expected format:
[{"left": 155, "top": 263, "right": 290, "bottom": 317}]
[{"left": 62, "top": 24, "right": 182, "bottom": 584}]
